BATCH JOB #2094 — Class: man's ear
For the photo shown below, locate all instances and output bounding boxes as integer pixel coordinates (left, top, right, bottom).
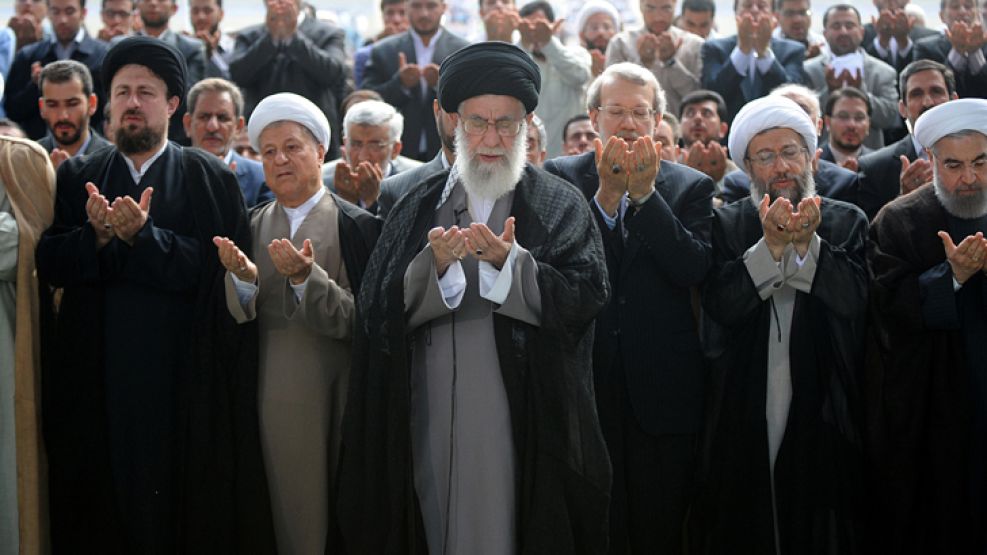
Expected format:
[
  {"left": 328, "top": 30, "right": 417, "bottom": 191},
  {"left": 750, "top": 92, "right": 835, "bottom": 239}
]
[
  {"left": 88, "top": 93, "right": 98, "bottom": 117},
  {"left": 167, "top": 95, "right": 180, "bottom": 118},
  {"left": 235, "top": 116, "right": 245, "bottom": 133},
  {"left": 182, "top": 112, "right": 192, "bottom": 135},
  {"left": 391, "top": 140, "right": 403, "bottom": 159}
]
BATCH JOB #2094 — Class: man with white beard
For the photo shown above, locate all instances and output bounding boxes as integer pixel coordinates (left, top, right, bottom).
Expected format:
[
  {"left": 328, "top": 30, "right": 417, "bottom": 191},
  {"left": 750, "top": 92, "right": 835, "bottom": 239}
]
[
  {"left": 692, "top": 95, "right": 869, "bottom": 554},
  {"left": 866, "top": 97, "right": 987, "bottom": 554},
  {"left": 337, "top": 41, "right": 612, "bottom": 554}
]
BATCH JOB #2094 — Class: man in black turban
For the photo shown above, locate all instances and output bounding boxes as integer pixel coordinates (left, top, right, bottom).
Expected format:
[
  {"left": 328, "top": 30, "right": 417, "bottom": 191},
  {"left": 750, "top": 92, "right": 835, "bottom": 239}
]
[
  {"left": 37, "top": 35, "right": 275, "bottom": 553},
  {"left": 337, "top": 41, "right": 613, "bottom": 554}
]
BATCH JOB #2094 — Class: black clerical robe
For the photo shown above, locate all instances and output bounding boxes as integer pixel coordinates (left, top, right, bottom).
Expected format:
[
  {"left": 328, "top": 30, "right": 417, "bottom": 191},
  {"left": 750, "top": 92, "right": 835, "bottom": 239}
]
[
  {"left": 36, "top": 143, "right": 275, "bottom": 554},
  {"left": 336, "top": 165, "right": 613, "bottom": 554},
  {"left": 866, "top": 184, "right": 987, "bottom": 554},
  {"left": 692, "top": 197, "right": 869, "bottom": 555}
]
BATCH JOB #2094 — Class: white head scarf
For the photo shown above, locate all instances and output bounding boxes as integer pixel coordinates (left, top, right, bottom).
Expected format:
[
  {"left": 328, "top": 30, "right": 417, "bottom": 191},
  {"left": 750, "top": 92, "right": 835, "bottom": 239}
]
[
  {"left": 913, "top": 98, "right": 987, "bottom": 151},
  {"left": 728, "top": 96, "right": 817, "bottom": 170},
  {"left": 576, "top": 0, "right": 620, "bottom": 35},
  {"left": 247, "top": 92, "right": 331, "bottom": 152}
]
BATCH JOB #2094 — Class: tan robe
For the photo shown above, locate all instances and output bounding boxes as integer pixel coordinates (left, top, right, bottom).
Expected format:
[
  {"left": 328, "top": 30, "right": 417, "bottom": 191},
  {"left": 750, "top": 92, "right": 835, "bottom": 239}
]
[{"left": 224, "top": 193, "right": 353, "bottom": 554}]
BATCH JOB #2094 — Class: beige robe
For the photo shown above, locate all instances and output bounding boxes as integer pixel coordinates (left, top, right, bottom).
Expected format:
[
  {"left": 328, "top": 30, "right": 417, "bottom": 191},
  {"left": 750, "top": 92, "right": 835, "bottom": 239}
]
[{"left": 224, "top": 193, "right": 353, "bottom": 554}]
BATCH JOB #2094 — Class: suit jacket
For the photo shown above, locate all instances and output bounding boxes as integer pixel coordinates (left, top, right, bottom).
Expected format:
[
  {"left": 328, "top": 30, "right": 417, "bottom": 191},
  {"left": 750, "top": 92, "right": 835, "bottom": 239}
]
[
  {"left": 37, "top": 129, "right": 111, "bottom": 156},
  {"left": 862, "top": 22, "right": 940, "bottom": 72},
  {"left": 230, "top": 150, "right": 272, "bottom": 207},
  {"left": 321, "top": 155, "right": 422, "bottom": 191},
  {"left": 819, "top": 142, "right": 873, "bottom": 165},
  {"left": 914, "top": 33, "right": 987, "bottom": 99},
  {"left": 804, "top": 49, "right": 900, "bottom": 149},
  {"left": 720, "top": 159, "right": 859, "bottom": 207},
  {"left": 4, "top": 32, "right": 108, "bottom": 140},
  {"left": 376, "top": 151, "right": 446, "bottom": 219},
  {"left": 857, "top": 134, "right": 918, "bottom": 220},
  {"left": 230, "top": 16, "right": 349, "bottom": 160},
  {"left": 544, "top": 151, "right": 713, "bottom": 436},
  {"left": 361, "top": 29, "right": 469, "bottom": 161},
  {"left": 701, "top": 35, "right": 806, "bottom": 123}
]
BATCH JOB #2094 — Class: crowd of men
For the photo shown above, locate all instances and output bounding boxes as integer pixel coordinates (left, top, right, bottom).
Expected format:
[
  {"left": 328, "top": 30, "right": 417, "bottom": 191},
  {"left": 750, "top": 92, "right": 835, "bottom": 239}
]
[{"left": 0, "top": 0, "right": 985, "bottom": 553}]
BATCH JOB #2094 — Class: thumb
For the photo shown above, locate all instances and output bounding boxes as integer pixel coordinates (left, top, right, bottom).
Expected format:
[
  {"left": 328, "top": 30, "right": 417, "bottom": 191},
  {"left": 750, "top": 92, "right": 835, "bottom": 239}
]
[
  {"left": 398, "top": 51, "right": 407, "bottom": 67},
  {"left": 139, "top": 187, "right": 154, "bottom": 212},
  {"left": 503, "top": 216, "right": 516, "bottom": 243},
  {"left": 938, "top": 230, "right": 956, "bottom": 252},
  {"left": 301, "top": 238, "right": 314, "bottom": 258},
  {"left": 593, "top": 137, "right": 604, "bottom": 166},
  {"left": 758, "top": 193, "right": 771, "bottom": 218},
  {"left": 85, "top": 181, "right": 100, "bottom": 197},
  {"left": 229, "top": 160, "right": 237, "bottom": 173},
  {"left": 553, "top": 19, "right": 565, "bottom": 33},
  {"left": 899, "top": 155, "right": 910, "bottom": 172},
  {"left": 814, "top": 148, "right": 823, "bottom": 164},
  {"left": 428, "top": 226, "right": 444, "bottom": 241}
]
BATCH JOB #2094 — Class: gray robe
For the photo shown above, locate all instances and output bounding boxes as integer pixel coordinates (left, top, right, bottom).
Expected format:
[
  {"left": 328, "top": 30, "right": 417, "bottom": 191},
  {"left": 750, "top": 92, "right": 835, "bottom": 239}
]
[
  {"left": 224, "top": 193, "right": 353, "bottom": 554},
  {"left": 0, "top": 181, "right": 19, "bottom": 555},
  {"left": 403, "top": 181, "right": 541, "bottom": 555}
]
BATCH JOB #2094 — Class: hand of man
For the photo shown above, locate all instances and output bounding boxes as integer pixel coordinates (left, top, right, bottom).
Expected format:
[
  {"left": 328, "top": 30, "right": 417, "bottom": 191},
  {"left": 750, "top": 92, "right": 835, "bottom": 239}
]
[
  {"left": 196, "top": 28, "right": 221, "bottom": 55},
  {"left": 685, "top": 141, "right": 727, "bottom": 182},
  {"left": 899, "top": 155, "right": 933, "bottom": 194},
  {"left": 636, "top": 32, "right": 659, "bottom": 66},
  {"left": 484, "top": 8, "right": 521, "bottom": 43},
  {"left": 397, "top": 51, "right": 421, "bottom": 89},
  {"left": 428, "top": 225, "right": 466, "bottom": 277},
  {"left": 736, "top": 13, "right": 755, "bottom": 54},
  {"left": 655, "top": 32, "right": 682, "bottom": 64},
  {"left": 50, "top": 148, "right": 70, "bottom": 170},
  {"left": 463, "top": 217, "right": 515, "bottom": 270},
  {"left": 334, "top": 161, "right": 362, "bottom": 205},
  {"left": 753, "top": 14, "right": 774, "bottom": 56},
  {"left": 590, "top": 49, "right": 606, "bottom": 76},
  {"left": 938, "top": 231, "right": 987, "bottom": 284},
  {"left": 8, "top": 14, "right": 40, "bottom": 48},
  {"left": 593, "top": 136, "right": 629, "bottom": 216},
  {"left": 355, "top": 161, "right": 384, "bottom": 207},
  {"left": 213, "top": 236, "right": 258, "bottom": 283},
  {"left": 422, "top": 63, "right": 440, "bottom": 89},
  {"left": 98, "top": 26, "right": 123, "bottom": 42},
  {"left": 30, "top": 61, "right": 42, "bottom": 86},
  {"left": 789, "top": 196, "right": 822, "bottom": 257},
  {"left": 840, "top": 157, "right": 859, "bottom": 172},
  {"left": 891, "top": 9, "right": 910, "bottom": 46},
  {"left": 758, "top": 194, "right": 794, "bottom": 261},
  {"left": 806, "top": 42, "right": 822, "bottom": 59},
  {"left": 873, "top": 11, "right": 895, "bottom": 47},
  {"left": 84, "top": 182, "right": 115, "bottom": 249},
  {"left": 626, "top": 136, "right": 659, "bottom": 200},
  {"left": 266, "top": 1, "right": 298, "bottom": 41},
  {"left": 268, "top": 238, "right": 314, "bottom": 285},
  {"left": 109, "top": 187, "right": 153, "bottom": 246},
  {"left": 530, "top": 18, "right": 563, "bottom": 51}
]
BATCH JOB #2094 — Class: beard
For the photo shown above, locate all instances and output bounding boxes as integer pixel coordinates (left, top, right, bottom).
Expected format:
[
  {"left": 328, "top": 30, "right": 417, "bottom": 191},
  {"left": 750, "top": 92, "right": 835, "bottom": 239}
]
[
  {"left": 932, "top": 165, "right": 987, "bottom": 220},
  {"left": 749, "top": 164, "right": 816, "bottom": 205},
  {"left": 52, "top": 120, "right": 83, "bottom": 146},
  {"left": 454, "top": 120, "right": 527, "bottom": 201},
  {"left": 116, "top": 113, "right": 165, "bottom": 155}
]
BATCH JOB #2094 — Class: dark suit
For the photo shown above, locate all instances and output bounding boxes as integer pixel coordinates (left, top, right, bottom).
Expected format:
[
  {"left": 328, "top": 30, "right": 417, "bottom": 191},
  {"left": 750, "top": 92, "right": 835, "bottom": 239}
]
[
  {"left": 914, "top": 33, "right": 987, "bottom": 99},
  {"left": 376, "top": 151, "right": 446, "bottom": 219},
  {"left": 37, "top": 129, "right": 111, "bottom": 156},
  {"left": 720, "top": 158, "right": 859, "bottom": 207},
  {"left": 230, "top": 16, "right": 349, "bottom": 160},
  {"left": 862, "top": 22, "right": 939, "bottom": 72},
  {"left": 819, "top": 142, "right": 872, "bottom": 164},
  {"left": 362, "top": 29, "right": 469, "bottom": 161},
  {"left": 544, "top": 151, "right": 712, "bottom": 553},
  {"left": 701, "top": 36, "right": 806, "bottom": 123},
  {"left": 229, "top": 150, "right": 272, "bottom": 207},
  {"left": 4, "top": 32, "right": 108, "bottom": 140},
  {"left": 857, "top": 134, "right": 919, "bottom": 220}
]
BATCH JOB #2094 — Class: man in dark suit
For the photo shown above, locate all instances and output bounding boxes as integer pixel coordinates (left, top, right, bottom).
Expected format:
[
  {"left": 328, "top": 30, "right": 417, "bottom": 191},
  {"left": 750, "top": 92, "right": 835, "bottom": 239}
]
[
  {"left": 229, "top": 0, "right": 348, "bottom": 160},
  {"left": 183, "top": 77, "right": 272, "bottom": 207},
  {"left": 700, "top": 0, "right": 805, "bottom": 123},
  {"left": 362, "top": 0, "right": 469, "bottom": 162},
  {"left": 4, "top": 0, "right": 108, "bottom": 140},
  {"left": 913, "top": 1, "right": 987, "bottom": 99},
  {"left": 857, "top": 59, "right": 958, "bottom": 219},
  {"left": 862, "top": 0, "right": 939, "bottom": 72},
  {"left": 544, "top": 62, "right": 712, "bottom": 554},
  {"left": 37, "top": 60, "right": 111, "bottom": 168},
  {"left": 820, "top": 87, "right": 874, "bottom": 169}
]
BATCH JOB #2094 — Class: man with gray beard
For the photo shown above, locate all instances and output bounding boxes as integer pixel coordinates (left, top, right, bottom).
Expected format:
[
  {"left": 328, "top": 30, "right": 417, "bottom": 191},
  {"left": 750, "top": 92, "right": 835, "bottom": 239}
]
[
  {"left": 337, "top": 41, "right": 612, "bottom": 554},
  {"left": 866, "top": 97, "right": 987, "bottom": 554},
  {"left": 692, "top": 95, "right": 869, "bottom": 554}
]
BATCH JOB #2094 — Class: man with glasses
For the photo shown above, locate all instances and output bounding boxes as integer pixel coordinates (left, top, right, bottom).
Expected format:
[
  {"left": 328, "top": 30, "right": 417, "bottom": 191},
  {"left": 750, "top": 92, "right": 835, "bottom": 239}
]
[
  {"left": 323, "top": 99, "right": 420, "bottom": 211},
  {"left": 97, "top": 0, "right": 134, "bottom": 43},
  {"left": 338, "top": 41, "right": 611, "bottom": 554},
  {"left": 545, "top": 62, "right": 713, "bottom": 554},
  {"left": 821, "top": 87, "right": 874, "bottom": 168},
  {"left": 915, "top": 0, "right": 987, "bottom": 99},
  {"left": 693, "top": 94, "right": 868, "bottom": 555}
]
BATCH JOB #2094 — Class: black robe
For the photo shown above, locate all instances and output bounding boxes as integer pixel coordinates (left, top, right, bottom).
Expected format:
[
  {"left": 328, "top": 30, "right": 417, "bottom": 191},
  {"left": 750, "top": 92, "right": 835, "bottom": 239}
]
[
  {"left": 865, "top": 184, "right": 987, "bottom": 554},
  {"left": 36, "top": 143, "right": 276, "bottom": 554},
  {"left": 692, "top": 198, "right": 869, "bottom": 555},
  {"left": 335, "top": 165, "right": 613, "bottom": 554}
]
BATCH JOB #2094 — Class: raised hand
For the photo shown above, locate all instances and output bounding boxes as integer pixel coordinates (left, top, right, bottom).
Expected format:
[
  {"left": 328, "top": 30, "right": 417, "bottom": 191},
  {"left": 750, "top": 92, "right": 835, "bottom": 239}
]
[
  {"left": 636, "top": 32, "right": 660, "bottom": 66},
  {"left": 484, "top": 7, "right": 521, "bottom": 42},
  {"left": 790, "top": 196, "right": 822, "bottom": 257},
  {"left": 463, "top": 216, "right": 515, "bottom": 270},
  {"left": 685, "top": 141, "right": 727, "bottom": 182},
  {"left": 899, "top": 155, "right": 933, "bottom": 194},
  {"left": 334, "top": 161, "right": 361, "bottom": 205},
  {"left": 736, "top": 13, "right": 756, "bottom": 54},
  {"left": 109, "top": 187, "right": 153, "bottom": 245},
  {"left": 594, "top": 136, "right": 629, "bottom": 215},
  {"left": 753, "top": 13, "right": 774, "bottom": 56},
  {"left": 590, "top": 49, "right": 607, "bottom": 76},
  {"left": 758, "top": 194, "right": 795, "bottom": 261},
  {"left": 428, "top": 225, "right": 466, "bottom": 277},
  {"left": 398, "top": 51, "right": 422, "bottom": 89},
  {"left": 84, "top": 182, "right": 115, "bottom": 248},
  {"left": 355, "top": 161, "right": 384, "bottom": 207},
  {"left": 655, "top": 32, "right": 682, "bottom": 63},
  {"left": 422, "top": 63, "right": 440, "bottom": 89},
  {"left": 268, "top": 238, "right": 314, "bottom": 285},
  {"left": 213, "top": 236, "right": 258, "bottom": 282},
  {"left": 626, "top": 135, "right": 659, "bottom": 200},
  {"left": 50, "top": 148, "right": 70, "bottom": 169},
  {"left": 938, "top": 231, "right": 987, "bottom": 284}
]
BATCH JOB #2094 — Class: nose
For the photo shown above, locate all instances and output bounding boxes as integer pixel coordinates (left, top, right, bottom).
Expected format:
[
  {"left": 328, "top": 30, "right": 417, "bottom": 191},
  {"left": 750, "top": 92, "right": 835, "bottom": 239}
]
[
  {"left": 274, "top": 149, "right": 289, "bottom": 164},
  {"left": 206, "top": 116, "right": 219, "bottom": 131},
  {"left": 962, "top": 164, "right": 978, "bottom": 184},
  {"left": 481, "top": 125, "right": 502, "bottom": 147}
]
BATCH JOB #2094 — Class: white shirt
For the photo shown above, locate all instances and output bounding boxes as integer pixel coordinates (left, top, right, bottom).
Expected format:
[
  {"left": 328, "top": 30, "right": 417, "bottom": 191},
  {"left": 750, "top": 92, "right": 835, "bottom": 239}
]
[
  {"left": 121, "top": 141, "right": 169, "bottom": 185},
  {"left": 54, "top": 27, "right": 85, "bottom": 60}
]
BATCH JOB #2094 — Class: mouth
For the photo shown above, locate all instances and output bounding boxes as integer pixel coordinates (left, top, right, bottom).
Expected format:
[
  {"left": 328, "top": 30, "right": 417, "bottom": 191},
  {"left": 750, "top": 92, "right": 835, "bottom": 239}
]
[
  {"left": 477, "top": 153, "right": 504, "bottom": 163},
  {"left": 770, "top": 176, "right": 796, "bottom": 189}
]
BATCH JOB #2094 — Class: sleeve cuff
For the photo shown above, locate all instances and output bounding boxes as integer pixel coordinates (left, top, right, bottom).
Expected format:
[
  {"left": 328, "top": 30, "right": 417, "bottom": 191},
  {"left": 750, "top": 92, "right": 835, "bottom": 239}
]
[
  {"left": 743, "top": 237, "right": 785, "bottom": 300},
  {"left": 437, "top": 259, "right": 466, "bottom": 308},
  {"left": 593, "top": 196, "right": 619, "bottom": 230},
  {"left": 230, "top": 272, "right": 259, "bottom": 306},
  {"left": 289, "top": 276, "right": 307, "bottom": 303},
  {"left": 479, "top": 240, "right": 520, "bottom": 304},
  {"left": 730, "top": 45, "right": 753, "bottom": 75},
  {"left": 754, "top": 48, "right": 775, "bottom": 73}
]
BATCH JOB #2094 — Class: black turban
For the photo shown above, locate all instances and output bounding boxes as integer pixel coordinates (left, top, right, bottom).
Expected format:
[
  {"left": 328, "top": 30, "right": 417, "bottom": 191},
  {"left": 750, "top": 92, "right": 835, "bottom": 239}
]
[
  {"left": 437, "top": 41, "right": 541, "bottom": 114},
  {"left": 102, "top": 36, "right": 188, "bottom": 100}
]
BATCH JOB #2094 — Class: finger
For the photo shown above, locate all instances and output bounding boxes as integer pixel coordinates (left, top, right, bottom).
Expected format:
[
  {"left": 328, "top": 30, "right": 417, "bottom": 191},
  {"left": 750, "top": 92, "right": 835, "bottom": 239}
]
[
  {"left": 398, "top": 51, "right": 407, "bottom": 67},
  {"left": 593, "top": 138, "right": 605, "bottom": 166},
  {"left": 938, "top": 231, "right": 957, "bottom": 253},
  {"left": 300, "top": 238, "right": 314, "bottom": 259},
  {"left": 502, "top": 216, "right": 515, "bottom": 244},
  {"left": 139, "top": 187, "right": 153, "bottom": 213},
  {"left": 85, "top": 182, "right": 100, "bottom": 197},
  {"left": 758, "top": 193, "right": 771, "bottom": 220},
  {"left": 899, "top": 155, "right": 910, "bottom": 174},
  {"left": 428, "top": 226, "right": 445, "bottom": 242}
]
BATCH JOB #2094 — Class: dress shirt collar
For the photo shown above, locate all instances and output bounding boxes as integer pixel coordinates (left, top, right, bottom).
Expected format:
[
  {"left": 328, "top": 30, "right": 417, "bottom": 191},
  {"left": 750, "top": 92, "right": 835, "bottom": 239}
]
[
  {"left": 54, "top": 27, "right": 85, "bottom": 59},
  {"left": 281, "top": 186, "right": 326, "bottom": 238},
  {"left": 121, "top": 140, "right": 169, "bottom": 185}
]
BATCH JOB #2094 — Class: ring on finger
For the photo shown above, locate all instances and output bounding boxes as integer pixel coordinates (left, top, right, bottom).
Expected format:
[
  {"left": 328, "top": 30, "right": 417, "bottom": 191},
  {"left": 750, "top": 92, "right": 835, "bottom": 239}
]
[
  {"left": 475, "top": 248, "right": 484, "bottom": 256},
  {"left": 611, "top": 163, "right": 622, "bottom": 174},
  {"left": 636, "top": 162, "right": 646, "bottom": 172}
]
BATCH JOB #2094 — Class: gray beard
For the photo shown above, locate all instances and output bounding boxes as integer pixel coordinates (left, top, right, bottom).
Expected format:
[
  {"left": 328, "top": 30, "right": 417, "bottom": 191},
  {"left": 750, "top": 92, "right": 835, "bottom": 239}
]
[
  {"left": 749, "top": 165, "right": 817, "bottom": 206},
  {"left": 933, "top": 165, "right": 987, "bottom": 220},
  {"left": 453, "top": 121, "right": 527, "bottom": 201}
]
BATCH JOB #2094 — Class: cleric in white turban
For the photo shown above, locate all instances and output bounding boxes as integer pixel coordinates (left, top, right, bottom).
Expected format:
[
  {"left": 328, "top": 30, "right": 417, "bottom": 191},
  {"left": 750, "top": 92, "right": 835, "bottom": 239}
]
[
  {"left": 692, "top": 81, "right": 871, "bottom": 554},
  {"left": 214, "top": 92, "right": 380, "bottom": 553}
]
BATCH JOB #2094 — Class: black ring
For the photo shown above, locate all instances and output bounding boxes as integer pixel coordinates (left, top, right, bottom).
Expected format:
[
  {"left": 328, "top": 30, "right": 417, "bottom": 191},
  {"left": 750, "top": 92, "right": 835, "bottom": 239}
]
[{"left": 611, "top": 164, "right": 622, "bottom": 174}]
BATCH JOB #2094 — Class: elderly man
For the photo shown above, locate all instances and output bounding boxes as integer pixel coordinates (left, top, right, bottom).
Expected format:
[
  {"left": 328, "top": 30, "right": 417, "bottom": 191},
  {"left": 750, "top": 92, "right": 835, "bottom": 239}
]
[
  {"left": 867, "top": 97, "right": 987, "bottom": 555},
  {"left": 544, "top": 61, "right": 712, "bottom": 554},
  {"left": 821, "top": 86, "right": 874, "bottom": 168},
  {"left": 606, "top": 0, "right": 704, "bottom": 120},
  {"left": 0, "top": 136, "right": 54, "bottom": 555},
  {"left": 337, "top": 42, "right": 611, "bottom": 554},
  {"left": 914, "top": 0, "right": 987, "bottom": 100},
  {"left": 526, "top": 113, "right": 547, "bottom": 166},
  {"left": 35, "top": 36, "right": 274, "bottom": 551},
  {"left": 37, "top": 60, "right": 111, "bottom": 166},
  {"left": 182, "top": 77, "right": 271, "bottom": 207},
  {"left": 323, "top": 99, "right": 420, "bottom": 211},
  {"left": 576, "top": 0, "right": 620, "bottom": 77},
  {"left": 214, "top": 92, "right": 379, "bottom": 555},
  {"left": 692, "top": 95, "right": 869, "bottom": 555},
  {"left": 562, "top": 113, "right": 599, "bottom": 155}
]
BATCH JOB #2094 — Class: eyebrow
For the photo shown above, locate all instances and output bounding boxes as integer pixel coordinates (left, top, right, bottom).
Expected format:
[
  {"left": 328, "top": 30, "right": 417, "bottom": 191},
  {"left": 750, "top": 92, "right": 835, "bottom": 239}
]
[{"left": 943, "top": 154, "right": 987, "bottom": 164}]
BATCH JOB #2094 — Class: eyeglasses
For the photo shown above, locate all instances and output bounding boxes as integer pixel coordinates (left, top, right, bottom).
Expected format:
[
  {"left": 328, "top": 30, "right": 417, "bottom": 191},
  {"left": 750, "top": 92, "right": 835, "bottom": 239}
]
[
  {"left": 102, "top": 8, "right": 131, "bottom": 19},
  {"left": 746, "top": 145, "right": 807, "bottom": 167},
  {"left": 460, "top": 115, "right": 524, "bottom": 137},
  {"left": 833, "top": 112, "right": 868, "bottom": 123},
  {"left": 781, "top": 9, "right": 811, "bottom": 18},
  {"left": 347, "top": 140, "right": 392, "bottom": 152},
  {"left": 597, "top": 105, "right": 654, "bottom": 121}
]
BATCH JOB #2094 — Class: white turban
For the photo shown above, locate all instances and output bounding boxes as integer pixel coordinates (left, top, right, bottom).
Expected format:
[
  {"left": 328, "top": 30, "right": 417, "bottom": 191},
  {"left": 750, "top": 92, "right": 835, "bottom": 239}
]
[
  {"left": 728, "top": 96, "right": 817, "bottom": 170},
  {"left": 247, "top": 92, "right": 331, "bottom": 152},
  {"left": 576, "top": 0, "right": 620, "bottom": 34},
  {"left": 913, "top": 98, "right": 987, "bottom": 151}
]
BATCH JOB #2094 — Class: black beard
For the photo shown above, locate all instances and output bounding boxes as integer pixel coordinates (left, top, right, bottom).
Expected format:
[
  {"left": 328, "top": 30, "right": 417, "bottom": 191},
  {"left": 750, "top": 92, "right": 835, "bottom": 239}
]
[
  {"left": 116, "top": 124, "right": 163, "bottom": 155},
  {"left": 585, "top": 43, "right": 607, "bottom": 54},
  {"left": 141, "top": 13, "right": 170, "bottom": 30},
  {"left": 52, "top": 123, "right": 83, "bottom": 147},
  {"left": 832, "top": 136, "right": 861, "bottom": 153}
]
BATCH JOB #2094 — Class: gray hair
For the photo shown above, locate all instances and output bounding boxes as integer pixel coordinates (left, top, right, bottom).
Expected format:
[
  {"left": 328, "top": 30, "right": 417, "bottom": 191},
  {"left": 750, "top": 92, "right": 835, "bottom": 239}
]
[
  {"left": 187, "top": 78, "right": 245, "bottom": 118},
  {"left": 586, "top": 62, "right": 667, "bottom": 115},
  {"left": 770, "top": 83, "right": 821, "bottom": 123},
  {"left": 531, "top": 113, "right": 547, "bottom": 152},
  {"left": 343, "top": 99, "right": 404, "bottom": 143}
]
